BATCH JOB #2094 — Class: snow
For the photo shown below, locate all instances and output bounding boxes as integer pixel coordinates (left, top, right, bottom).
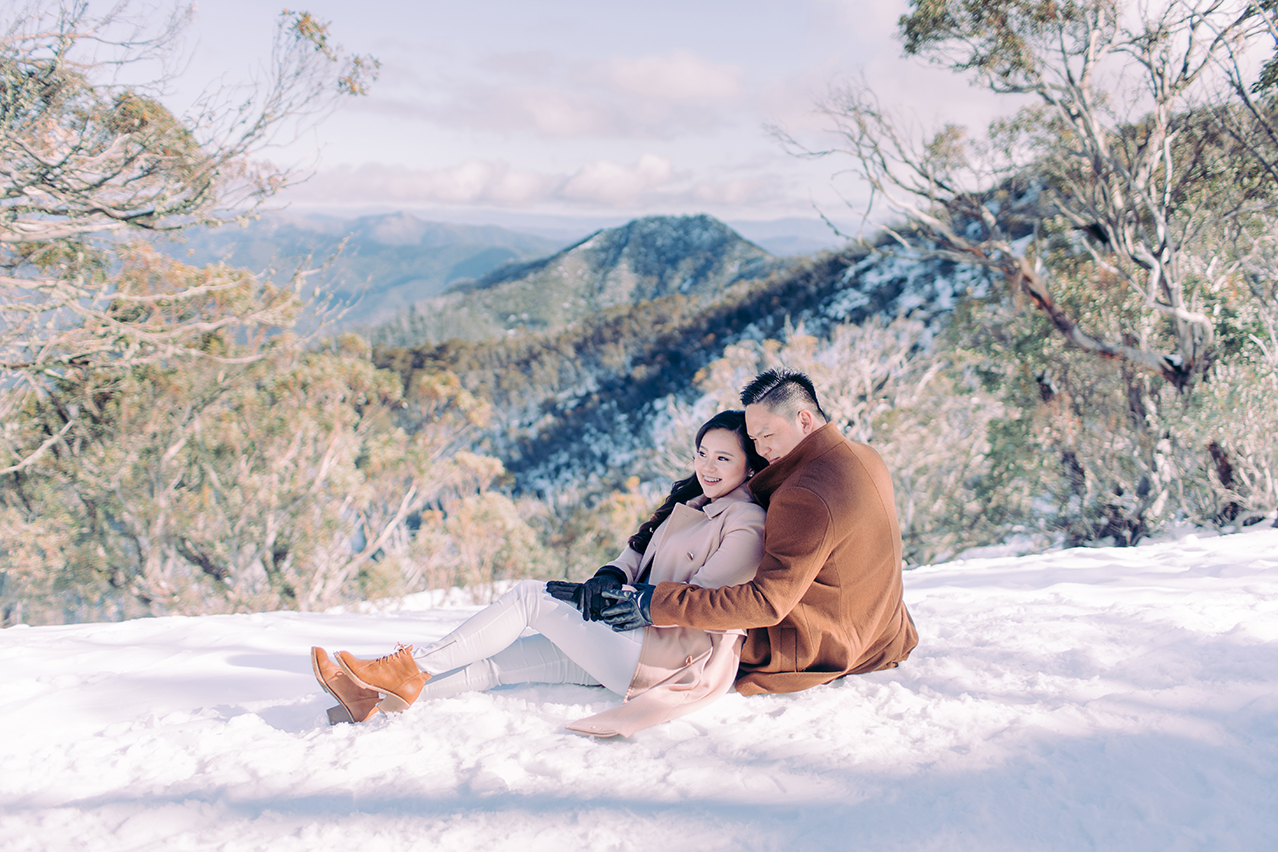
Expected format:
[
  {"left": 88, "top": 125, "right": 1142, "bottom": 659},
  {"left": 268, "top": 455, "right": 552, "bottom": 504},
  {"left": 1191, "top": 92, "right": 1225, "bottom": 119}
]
[{"left": 3, "top": 525, "right": 1276, "bottom": 851}]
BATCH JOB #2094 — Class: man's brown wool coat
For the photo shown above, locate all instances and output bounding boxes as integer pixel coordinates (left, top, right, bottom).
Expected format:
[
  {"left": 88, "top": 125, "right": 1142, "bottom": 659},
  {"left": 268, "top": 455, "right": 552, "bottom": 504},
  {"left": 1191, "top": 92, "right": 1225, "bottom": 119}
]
[{"left": 648, "top": 422, "right": 919, "bottom": 695}]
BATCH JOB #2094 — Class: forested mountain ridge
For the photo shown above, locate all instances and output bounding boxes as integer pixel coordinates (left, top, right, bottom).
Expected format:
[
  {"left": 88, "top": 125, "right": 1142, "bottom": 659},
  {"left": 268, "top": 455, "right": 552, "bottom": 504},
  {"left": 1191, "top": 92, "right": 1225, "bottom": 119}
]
[
  {"left": 367, "top": 214, "right": 796, "bottom": 345},
  {"left": 375, "top": 236, "right": 991, "bottom": 497}
]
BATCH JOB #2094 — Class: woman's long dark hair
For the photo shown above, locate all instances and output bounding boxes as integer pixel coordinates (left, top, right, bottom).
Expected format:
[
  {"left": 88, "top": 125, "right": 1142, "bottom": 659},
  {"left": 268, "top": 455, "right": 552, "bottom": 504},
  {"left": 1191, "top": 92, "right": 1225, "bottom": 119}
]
[{"left": 627, "top": 410, "right": 768, "bottom": 555}]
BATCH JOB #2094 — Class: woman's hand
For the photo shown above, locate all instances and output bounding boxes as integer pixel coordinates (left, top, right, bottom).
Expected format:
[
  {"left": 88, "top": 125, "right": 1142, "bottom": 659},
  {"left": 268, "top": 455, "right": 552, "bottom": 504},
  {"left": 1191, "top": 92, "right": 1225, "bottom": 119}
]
[
  {"left": 549, "top": 569, "right": 628, "bottom": 623},
  {"left": 547, "top": 565, "right": 627, "bottom": 621},
  {"left": 545, "top": 581, "right": 583, "bottom": 608},
  {"left": 580, "top": 567, "right": 626, "bottom": 621}
]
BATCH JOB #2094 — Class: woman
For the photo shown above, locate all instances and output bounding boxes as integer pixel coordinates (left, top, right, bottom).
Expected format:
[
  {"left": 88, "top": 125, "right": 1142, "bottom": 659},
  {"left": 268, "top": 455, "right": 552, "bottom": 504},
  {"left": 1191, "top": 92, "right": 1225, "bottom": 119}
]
[{"left": 311, "top": 410, "right": 767, "bottom": 736}]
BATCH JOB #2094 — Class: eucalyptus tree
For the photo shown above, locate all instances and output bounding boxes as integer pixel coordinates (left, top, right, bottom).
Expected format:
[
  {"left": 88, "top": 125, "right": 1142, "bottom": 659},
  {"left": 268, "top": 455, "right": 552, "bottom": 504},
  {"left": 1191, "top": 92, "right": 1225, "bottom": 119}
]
[
  {"left": 0, "top": 1, "right": 378, "bottom": 474},
  {"left": 799, "top": 1, "right": 1278, "bottom": 543},
  {"left": 821, "top": 0, "right": 1277, "bottom": 392}
]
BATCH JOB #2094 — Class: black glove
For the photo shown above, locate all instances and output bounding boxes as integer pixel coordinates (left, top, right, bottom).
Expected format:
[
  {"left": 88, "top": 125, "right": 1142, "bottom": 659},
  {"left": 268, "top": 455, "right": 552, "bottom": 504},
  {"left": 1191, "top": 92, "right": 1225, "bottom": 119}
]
[
  {"left": 546, "top": 566, "right": 626, "bottom": 621},
  {"left": 600, "top": 584, "right": 655, "bottom": 632},
  {"left": 580, "top": 565, "right": 626, "bottom": 622},
  {"left": 545, "top": 581, "right": 583, "bottom": 607}
]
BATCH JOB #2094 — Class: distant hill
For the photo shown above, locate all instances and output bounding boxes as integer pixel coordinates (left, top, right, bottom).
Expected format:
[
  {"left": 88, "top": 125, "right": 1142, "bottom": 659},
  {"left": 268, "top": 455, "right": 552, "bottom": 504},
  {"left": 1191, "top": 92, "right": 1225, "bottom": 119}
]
[
  {"left": 154, "top": 212, "right": 564, "bottom": 328},
  {"left": 366, "top": 215, "right": 795, "bottom": 345}
]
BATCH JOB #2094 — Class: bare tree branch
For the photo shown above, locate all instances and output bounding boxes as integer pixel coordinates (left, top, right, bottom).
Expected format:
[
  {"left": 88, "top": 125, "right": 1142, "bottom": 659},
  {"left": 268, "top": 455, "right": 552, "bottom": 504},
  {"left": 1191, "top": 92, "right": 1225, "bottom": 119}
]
[
  {"left": 819, "top": 0, "right": 1275, "bottom": 390},
  {"left": 1, "top": 2, "right": 378, "bottom": 472}
]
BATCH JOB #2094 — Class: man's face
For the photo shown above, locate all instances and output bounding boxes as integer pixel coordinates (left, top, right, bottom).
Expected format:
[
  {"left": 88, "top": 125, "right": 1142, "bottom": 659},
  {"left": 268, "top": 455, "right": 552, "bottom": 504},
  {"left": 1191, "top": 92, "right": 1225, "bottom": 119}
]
[{"left": 745, "top": 403, "right": 816, "bottom": 463}]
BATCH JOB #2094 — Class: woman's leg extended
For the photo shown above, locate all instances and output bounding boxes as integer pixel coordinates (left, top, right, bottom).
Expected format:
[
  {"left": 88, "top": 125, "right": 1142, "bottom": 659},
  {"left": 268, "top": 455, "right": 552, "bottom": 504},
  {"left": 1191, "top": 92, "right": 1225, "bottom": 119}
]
[
  {"left": 414, "top": 579, "right": 643, "bottom": 695},
  {"left": 416, "top": 635, "right": 601, "bottom": 701}
]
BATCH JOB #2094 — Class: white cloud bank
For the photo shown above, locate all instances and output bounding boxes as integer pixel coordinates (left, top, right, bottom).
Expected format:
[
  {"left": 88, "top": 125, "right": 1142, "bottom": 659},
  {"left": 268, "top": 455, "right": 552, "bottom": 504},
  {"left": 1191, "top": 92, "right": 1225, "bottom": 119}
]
[
  {"left": 560, "top": 154, "right": 673, "bottom": 204},
  {"left": 286, "top": 154, "right": 795, "bottom": 214}
]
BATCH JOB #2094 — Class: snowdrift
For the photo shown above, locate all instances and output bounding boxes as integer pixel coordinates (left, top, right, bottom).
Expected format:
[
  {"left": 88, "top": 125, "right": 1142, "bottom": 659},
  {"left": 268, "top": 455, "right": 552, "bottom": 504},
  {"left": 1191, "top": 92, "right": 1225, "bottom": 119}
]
[{"left": 2, "top": 526, "right": 1275, "bottom": 851}]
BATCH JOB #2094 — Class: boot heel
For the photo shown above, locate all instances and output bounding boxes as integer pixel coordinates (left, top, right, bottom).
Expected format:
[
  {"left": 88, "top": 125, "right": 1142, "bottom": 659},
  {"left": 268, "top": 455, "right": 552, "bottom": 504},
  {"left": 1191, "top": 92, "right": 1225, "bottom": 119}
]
[
  {"left": 378, "top": 693, "right": 412, "bottom": 713},
  {"left": 327, "top": 705, "right": 354, "bottom": 725}
]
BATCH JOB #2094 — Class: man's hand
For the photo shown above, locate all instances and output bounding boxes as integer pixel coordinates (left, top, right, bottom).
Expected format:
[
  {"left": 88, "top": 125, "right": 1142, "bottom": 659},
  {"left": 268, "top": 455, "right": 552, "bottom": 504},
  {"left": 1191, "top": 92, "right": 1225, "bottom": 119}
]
[{"left": 600, "top": 585, "right": 654, "bottom": 632}]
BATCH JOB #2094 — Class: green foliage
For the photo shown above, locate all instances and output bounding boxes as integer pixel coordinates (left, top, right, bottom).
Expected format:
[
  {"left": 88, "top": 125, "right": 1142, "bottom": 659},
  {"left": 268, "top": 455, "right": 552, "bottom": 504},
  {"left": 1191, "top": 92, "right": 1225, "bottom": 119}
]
[
  {"left": 900, "top": 0, "right": 1114, "bottom": 84},
  {"left": 2, "top": 2, "right": 382, "bottom": 478},
  {"left": 534, "top": 477, "right": 657, "bottom": 582},
  {"left": 943, "top": 261, "right": 1278, "bottom": 547},
  {"left": 1248, "top": 0, "right": 1278, "bottom": 96},
  {"left": 798, "top": 0, "right": 1278, "bottom": 557},
  {"left": 834, "top": 1, "right": 1278, "bottom": 399},
  {"left": 0, "top": 315, "right": 494, "bottom": 621},
  {"left": 0, "top": 3, "right": 406, "bottom": 626}
]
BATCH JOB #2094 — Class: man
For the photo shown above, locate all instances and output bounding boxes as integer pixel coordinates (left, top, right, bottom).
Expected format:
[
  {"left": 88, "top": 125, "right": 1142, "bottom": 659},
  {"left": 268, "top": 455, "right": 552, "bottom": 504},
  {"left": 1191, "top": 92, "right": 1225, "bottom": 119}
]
[{"left": 603, "top": 368, "right": 918, "bottom": 695}]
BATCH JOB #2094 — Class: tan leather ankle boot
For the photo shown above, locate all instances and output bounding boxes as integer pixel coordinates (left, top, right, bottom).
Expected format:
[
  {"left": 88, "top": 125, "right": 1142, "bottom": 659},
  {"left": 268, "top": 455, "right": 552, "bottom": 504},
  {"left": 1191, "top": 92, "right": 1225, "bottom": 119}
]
[
  {"left": 336, "top": 644, "right": 430, "bottom": 712},
  {"left": 311, "top": 646, "right": 382, "bottom": 724}
]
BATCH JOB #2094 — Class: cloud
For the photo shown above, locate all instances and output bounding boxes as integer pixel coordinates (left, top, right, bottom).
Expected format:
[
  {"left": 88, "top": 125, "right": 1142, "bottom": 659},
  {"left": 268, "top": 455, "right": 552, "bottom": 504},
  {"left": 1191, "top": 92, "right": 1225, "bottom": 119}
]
[
  {"left": 282, "top": 151, "right": 819, "bottom": 216},
  {"left": 607, "top": 52, "right": 742, "bottom": 102},
  {"left": 517, "top": 91, "right": 603, "bottom": 137},
  {"left": 288, "top": 155, "right": 684, "bottom": 210},
  {"left": 560, "top": 154, "right": 673, "bottom": 204},
  {"left": 287, "top": 161, "right": 555, "bottom": 207},
  {"left": 357, "top": 49, "right": 743, "bottom": 140},
  {"left": 691, "top": 175, "right": 788, "bottom": 207}
]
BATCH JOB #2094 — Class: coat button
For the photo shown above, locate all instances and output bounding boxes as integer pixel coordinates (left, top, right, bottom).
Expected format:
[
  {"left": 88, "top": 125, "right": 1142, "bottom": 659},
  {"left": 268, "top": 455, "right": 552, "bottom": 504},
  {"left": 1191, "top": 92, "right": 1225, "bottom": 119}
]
[
  {"left": 684, "top": 656, "right": 693, "bottom": 665},
  {"left": 687, "top": 551, "right": 694, "bottom": 559}
]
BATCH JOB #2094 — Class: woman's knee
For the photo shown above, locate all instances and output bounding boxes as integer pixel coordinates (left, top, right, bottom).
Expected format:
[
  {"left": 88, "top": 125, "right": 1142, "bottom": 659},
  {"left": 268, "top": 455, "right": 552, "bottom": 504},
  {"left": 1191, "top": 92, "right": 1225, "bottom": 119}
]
[{"left": 511, "top": 578, "right": 545, "bottom": 599}]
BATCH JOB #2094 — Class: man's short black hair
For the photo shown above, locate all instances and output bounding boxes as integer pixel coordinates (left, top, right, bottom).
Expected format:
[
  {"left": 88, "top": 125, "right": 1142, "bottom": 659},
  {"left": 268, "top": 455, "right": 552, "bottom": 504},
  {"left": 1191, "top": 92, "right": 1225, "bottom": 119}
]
[{"left": 740, "top": 368, "right": 827, "bottom": 421}]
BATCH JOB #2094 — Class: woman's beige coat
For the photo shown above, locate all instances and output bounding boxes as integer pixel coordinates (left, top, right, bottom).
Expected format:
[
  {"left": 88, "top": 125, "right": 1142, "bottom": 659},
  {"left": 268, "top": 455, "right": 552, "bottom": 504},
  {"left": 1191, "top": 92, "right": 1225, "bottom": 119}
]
[
  {"left": 650, "top": 423, "right": 918, "bottom": 695},
  {"left": 566, "top": 482, "right": 764, "bottom": 737}
]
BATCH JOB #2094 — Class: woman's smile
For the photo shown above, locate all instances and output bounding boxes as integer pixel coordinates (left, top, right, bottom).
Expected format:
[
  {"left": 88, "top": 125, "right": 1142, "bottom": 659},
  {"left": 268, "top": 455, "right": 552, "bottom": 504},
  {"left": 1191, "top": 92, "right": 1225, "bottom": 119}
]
[{"left": 694, "top": 428, "right": 749, "bottom": 500}]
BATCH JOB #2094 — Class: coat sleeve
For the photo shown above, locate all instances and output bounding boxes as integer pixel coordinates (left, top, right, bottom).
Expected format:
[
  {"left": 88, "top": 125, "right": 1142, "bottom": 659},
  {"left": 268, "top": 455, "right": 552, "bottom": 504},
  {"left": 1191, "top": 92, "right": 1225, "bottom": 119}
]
[
  {"left": 606, "top": 546, "right": 646, "bottom": 584},
  {"left": 649, "top": 486, "right": 834, "bottom": 631},
  {"left": 684, "top": 503, "right": 765, "bottom": 591}
]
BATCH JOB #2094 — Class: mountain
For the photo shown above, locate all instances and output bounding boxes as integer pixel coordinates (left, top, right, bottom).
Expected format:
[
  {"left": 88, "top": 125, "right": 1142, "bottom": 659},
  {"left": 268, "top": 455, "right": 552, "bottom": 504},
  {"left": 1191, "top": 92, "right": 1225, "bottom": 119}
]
[
  {"left": 368, "top": 215, "right": 794, "bottom": 345},
  {"left": 376, "top": 233, "right": 994, "bottom": 498},
  {"left": 154, "top": 211, "right": 564, "bottom": 328}
]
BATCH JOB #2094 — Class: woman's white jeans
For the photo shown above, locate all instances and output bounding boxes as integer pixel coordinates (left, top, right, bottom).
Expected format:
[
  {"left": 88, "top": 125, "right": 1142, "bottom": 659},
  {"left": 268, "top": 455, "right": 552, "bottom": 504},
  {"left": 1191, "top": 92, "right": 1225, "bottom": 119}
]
[{"left": 412, "top": 579, "right": 644, "bottom": 700}]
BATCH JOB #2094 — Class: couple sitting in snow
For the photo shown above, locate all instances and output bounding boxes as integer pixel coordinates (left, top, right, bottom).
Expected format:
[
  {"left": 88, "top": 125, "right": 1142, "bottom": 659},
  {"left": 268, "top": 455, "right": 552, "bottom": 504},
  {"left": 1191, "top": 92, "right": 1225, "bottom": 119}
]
[{"left": 311, "top": 368, "right": 919, "bottom": 737}]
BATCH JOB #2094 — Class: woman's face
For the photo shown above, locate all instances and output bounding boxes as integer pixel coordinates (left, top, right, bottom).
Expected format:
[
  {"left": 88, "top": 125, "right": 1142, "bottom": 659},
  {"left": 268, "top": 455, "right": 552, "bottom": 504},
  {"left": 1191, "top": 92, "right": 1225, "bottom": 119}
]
[{"left": 694, "top": 428, "right": 751, "bottom": 500}]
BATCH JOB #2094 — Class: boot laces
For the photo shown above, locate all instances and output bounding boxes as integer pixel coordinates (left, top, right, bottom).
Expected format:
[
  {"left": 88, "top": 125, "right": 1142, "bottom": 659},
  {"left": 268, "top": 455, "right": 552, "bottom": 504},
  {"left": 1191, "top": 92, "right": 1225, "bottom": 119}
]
[{"left": 374, "top": 642, "right": 412, "bottom": 663}]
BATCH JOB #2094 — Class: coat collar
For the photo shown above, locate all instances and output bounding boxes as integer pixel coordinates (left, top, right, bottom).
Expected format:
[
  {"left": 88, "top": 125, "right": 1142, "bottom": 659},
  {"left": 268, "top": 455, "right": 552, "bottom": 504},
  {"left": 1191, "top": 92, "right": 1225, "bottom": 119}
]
[
  {"left": 687, "top": 482, "right": 756, "bottom": 518},
  {"left": 748, "top": 422, "right": 843, "bottom": 507}
]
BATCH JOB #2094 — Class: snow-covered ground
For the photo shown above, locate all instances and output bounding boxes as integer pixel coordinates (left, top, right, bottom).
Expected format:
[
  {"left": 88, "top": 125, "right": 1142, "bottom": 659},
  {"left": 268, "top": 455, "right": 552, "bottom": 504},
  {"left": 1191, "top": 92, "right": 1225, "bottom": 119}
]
[{"left": 3, "top": 525, "right": 1276, "bottom": 851}]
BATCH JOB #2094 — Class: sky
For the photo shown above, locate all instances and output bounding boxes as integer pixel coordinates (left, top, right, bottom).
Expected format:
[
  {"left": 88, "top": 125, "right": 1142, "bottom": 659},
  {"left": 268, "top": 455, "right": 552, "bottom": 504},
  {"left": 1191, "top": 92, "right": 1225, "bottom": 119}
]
[{"left": 158, "top": 1, "right": 1020, "bottom": 230}]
